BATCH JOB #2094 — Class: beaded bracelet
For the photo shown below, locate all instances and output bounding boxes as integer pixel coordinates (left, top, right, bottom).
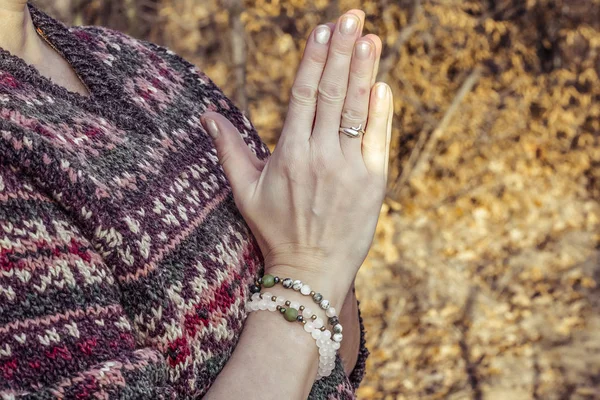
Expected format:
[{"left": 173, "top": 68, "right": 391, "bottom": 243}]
[
  {"left": 245, "top": 292, "right": 339, "bottom": 379},
  {"left": 250, "top": 274, "right": 343, "bottom": 344}
]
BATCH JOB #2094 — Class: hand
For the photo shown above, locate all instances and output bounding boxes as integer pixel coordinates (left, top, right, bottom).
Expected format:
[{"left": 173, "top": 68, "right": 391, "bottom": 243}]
[{"left": 200, "top": 9, "right": 393, "bottom": 310}]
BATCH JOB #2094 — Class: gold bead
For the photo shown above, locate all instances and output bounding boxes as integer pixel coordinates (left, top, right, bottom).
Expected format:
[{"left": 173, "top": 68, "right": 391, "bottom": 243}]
[
  {"left": 320, "top": 326, "right": 326, "bottom": 331},
  {"left": 311, "top": 315, "right": 317, "bottom": 320},
  {"left": 302, "top": 320, "right": 307, "bottom": 324},
  {"left": 271, "top": 296, "right": 277, "bottom": 301},
  {"left": 299, "top": 305, "right": 305, "bottom": 311},
  {"left": 285, "top": 301, "right": 291, "bottom": 306},
  {"left": 310, "top": 291, "right": 315, "bottom": 296}
]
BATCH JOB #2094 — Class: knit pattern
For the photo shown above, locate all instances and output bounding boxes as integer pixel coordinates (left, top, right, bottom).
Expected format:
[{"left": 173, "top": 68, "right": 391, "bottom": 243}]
[{"left": 0, "top": 4, "right": 368, "bottom": 399}]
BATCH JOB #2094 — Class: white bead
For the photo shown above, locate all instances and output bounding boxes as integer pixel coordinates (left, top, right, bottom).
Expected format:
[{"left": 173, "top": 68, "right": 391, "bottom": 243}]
[
  {"left": 250, "top": 301, "right": 260, "bottom": 311},
  {"left": 292, "top": 280, "right": 302, "bottom": 290},
  {"left": 267, "top": 302, "right": 277, "bottom": 311},
  {"left": 311, "top": 329, "right": 322, "bottom": 339},
  {"left": 300, "top": 285, "right": 311, "bottom": 295},
  {"left": 251, "top": 293, "right": 261, "bottom": 302},
  {"left": 319, "top": 347, "right": 330, "bottom": 356},
  {"left": 313, "top": 317, "right": 324, "bottom": 329},
  {"left": 320, "top": 299, "right": 330, "bottom": 310},
  {"left": 332, "top": 341, "right": 340, "bottom": 350},
  {"left": 262, "top": 292, "right": 272, "bottom": 300},
  {"left": 275, "top": 297, "right": 286, "bottom": 305},
  {"left": 258, "top": 300, "right": 268, "bottom": 310},
  {"left": 290, "top": 301, "right": 300, "bottom": 310},
  {"left": 326, "top": 307, "right": 336, "bottom": 318},
  {"left": 321, "top": 329, "right": 331, "bottom": 340},
  {"left": 332, "top": 333, "right": 343, "bottom": 342},
  {"left": 303, "top": 322, "right": 314, "bottom": 333},
  {"left": 302, "top": 307, "right": 313, "bottom": 317}
]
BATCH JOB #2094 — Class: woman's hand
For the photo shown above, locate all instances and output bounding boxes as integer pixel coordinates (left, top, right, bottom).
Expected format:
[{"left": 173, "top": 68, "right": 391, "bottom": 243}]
[{"left": 200, "top": 9, "right": 392, "bottom": 311}]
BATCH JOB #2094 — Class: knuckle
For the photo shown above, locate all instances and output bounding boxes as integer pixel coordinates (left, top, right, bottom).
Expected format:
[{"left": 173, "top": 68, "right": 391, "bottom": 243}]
[
  {"left": 306, "top": 48, "right": 328, "bottom": 64},
  {"left": 318, "top": 80, "right": 346, "bottom": 104},
  {"left": 329, "top": 43, "right": 354, "bottom": 57},
  {"left": 217, "top": 148, "right": 233, "bottom": 167},
  {"left": 341, "top": 108, "right": 367, "bottom": 125},
  {"left": 355, "top": 84, "right": 371, "bottom": 97},
  {"left": 350, "top": 67, "right": 372, "bottom": 81},
  {"left": 290, "top": 84, "right": 318, "bottom": 107}
]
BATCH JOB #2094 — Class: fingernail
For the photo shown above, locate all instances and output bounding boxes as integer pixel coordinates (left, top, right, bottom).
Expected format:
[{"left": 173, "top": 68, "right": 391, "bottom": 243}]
[
  {"left": 315, "top": 25, "right": 331, "bottom": 44},
  {"left": 204, "top": 118, "right": 219, "bottom": 139},
  {"left": 355, "top": 41, "right": 372, "bottom": 59},
  {"left": 339, "top": 14, "right": 359, "bottom": 35},
  {"left": 376, "top": 83, "right": 388, "bottom": 99}
]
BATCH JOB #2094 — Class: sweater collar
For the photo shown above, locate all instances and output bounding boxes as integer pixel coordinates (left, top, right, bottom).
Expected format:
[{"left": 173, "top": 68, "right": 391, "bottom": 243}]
[
  {"left": 0, "top": 3, "right": 159, "bottom": 134},
  {"left": 0, "top": 4, "right": 120, "bottom": 106}
]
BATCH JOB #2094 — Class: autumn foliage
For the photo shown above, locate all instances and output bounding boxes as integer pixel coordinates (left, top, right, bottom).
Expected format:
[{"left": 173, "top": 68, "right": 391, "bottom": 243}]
[{"left": 37, "top": 0, "right": 600, "bottom": 398}]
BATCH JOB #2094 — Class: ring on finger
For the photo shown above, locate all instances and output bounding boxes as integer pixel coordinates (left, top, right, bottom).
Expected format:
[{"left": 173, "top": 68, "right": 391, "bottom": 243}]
[{"left": 339, "top": 123, "right": 366, "bottom": 138}]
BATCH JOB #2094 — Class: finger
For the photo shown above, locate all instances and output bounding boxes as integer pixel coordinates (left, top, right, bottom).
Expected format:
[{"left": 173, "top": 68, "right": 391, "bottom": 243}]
[
  {"left": 280, "top": 24, "right": 332, "bottom": 146},
  {"left": 363, "top": 34, "right": 382, "bottom": 86},
  {"left": 384, "top": 88, "right": 393, "bottom": 184},
  {"left": 311, "top": 10, "right": 365, "bottom": 148},
  {"left": 339, "top": 37, "right": 376, "bottom": 162},
  {"left": 362, "top": 82, "right": 392, "bottom": 178},
  {"left": 200, "top": 111, "right": 263, "bottom": 200}
]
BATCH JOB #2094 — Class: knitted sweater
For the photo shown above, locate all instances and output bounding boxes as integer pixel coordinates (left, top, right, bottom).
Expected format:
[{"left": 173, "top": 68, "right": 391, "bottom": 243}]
[{"left": 0, "top": 4, "right": 369, "bottom": 399}]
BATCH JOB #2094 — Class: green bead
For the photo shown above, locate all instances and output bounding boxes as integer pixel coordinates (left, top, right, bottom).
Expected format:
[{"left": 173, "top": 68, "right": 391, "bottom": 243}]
[
  {"left": 262, "top": 274, "right": 275, "bottom": 288},
  {"left": 284, "top": 307, "right": 298, "bottom": 322}
]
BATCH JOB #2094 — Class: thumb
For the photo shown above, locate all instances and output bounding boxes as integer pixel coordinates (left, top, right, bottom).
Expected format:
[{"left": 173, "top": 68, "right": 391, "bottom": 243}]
[{"left": 200, "top": 112, "right": 263, "bottom": 198}]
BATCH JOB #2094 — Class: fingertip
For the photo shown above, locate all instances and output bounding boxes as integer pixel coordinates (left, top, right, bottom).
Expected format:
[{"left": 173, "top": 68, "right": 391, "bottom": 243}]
[
  {"left": 374, "top": 82, "right": 390, "bottom": 100},
  {"left": 200, "top": 112, "right": 221, "bottom": 139},
  {"left": 346, "top": 9, "right": 366, "bottom": 22},
  {"left": 313, "top": 24, "right": 332, "bottom": 45},
  {"left": 363, "top": 34, "right": 382, "bottom": 53},
  {"left": 368, "top": 82, "right": 391, "bottom": 118}
]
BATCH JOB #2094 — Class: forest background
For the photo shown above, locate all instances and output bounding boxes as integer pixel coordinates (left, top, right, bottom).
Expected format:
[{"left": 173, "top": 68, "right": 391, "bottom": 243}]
[{"left": 36, "top": 0, "right": 600, "bottom": 399}]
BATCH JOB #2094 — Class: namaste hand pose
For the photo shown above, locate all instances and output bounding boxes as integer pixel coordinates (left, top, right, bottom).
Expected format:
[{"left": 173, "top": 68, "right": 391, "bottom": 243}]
[{"left": 202, "top": 9, "right": 393, "bottom": 399}]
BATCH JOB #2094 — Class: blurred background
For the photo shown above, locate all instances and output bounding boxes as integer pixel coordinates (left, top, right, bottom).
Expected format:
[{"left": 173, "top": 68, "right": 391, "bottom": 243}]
[{"left": 35, "top": 0, "right": 600, "bottom": 399}]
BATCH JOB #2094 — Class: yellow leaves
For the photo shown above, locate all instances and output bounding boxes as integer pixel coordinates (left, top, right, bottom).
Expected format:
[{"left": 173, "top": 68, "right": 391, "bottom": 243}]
[{"left": 276, "top": 33, "right": 294, "bottom": 53}]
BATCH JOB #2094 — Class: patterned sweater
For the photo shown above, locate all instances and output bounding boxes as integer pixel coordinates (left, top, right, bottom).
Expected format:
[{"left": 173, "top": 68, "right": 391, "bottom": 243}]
[{"left": 0, "top": 4, "right": 369, "bottom": 399}]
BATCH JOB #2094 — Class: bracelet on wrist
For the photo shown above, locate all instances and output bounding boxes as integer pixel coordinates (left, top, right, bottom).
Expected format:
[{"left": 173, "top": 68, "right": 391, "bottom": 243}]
[{"left": 250, "top": 274, "right": 344, "bottom": 343}]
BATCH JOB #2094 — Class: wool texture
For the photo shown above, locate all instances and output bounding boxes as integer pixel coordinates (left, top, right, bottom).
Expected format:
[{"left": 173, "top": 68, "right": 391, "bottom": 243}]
[{"left": 0, "top": 3, "right": 369, "bottom": 399}]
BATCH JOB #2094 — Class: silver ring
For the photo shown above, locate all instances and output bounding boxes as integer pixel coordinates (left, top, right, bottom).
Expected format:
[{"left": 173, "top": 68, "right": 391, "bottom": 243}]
[{"left": 339, "top": 123, "right": 365, "bottom": 138}]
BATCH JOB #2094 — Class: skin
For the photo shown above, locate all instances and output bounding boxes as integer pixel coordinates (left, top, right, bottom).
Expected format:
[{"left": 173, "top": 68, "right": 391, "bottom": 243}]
[{"left": 1, "top": 2, "right": 392, "bottom": 397}]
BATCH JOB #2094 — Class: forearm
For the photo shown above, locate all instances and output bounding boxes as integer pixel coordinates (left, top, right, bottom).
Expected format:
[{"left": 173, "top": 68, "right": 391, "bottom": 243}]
[{"left": 204, "top": 284, "right": 320, "bottom": 400}]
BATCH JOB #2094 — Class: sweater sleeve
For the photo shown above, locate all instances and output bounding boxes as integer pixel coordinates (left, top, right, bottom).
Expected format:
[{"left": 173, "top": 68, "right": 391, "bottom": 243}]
[
  {"left": 348, "top": 298, "right": 370, "bottom": 389},
  {"left": 0, "top": 164, "right": 174, "bottom": 399}
]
